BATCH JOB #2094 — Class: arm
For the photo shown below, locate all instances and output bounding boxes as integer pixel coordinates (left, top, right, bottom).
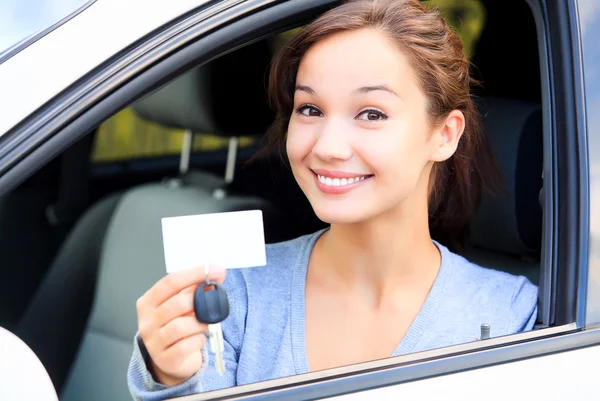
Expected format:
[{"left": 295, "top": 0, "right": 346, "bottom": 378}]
[{"left": 127, "top": 267, "right": 247, "bottom": 400}]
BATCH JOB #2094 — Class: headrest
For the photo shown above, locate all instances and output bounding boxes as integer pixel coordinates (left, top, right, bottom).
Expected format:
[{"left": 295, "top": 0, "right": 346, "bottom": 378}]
[
  {"left": 468, "top": 96, "right": 543, "bottom": 257},
  {"left": 131, "top": 39, "right": 275, "bottom": 138}
]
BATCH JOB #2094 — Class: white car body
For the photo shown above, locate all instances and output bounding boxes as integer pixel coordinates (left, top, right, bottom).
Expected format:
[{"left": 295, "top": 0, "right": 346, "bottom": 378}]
[
  {"left": 1, "top": 1, "right": 599, "bottom": 400},
  {"left": 0, "top": 0, "right": 211, "bottom": 135}
]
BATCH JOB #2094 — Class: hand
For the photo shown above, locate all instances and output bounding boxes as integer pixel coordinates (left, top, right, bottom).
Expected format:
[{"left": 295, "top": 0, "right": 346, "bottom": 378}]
[{"left": 136, "top": 264, "right": 226, "bottom": 387}]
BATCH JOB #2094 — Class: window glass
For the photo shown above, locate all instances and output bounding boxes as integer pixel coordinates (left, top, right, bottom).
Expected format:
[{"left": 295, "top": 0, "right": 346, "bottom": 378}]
[{"left": 0, "top": 0, "right": 92, "bottom": 60}]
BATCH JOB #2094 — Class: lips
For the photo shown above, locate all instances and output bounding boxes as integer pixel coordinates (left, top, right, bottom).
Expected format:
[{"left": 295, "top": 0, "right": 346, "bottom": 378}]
[
  {"left": 311, "top": 169, "right": 371, "bottom": 179},
  {"left": 316, "top": 174, "right": 367, "bottom": 187},
  {"left": 311, "top": 169, "right": 373, "bottom": 194}
]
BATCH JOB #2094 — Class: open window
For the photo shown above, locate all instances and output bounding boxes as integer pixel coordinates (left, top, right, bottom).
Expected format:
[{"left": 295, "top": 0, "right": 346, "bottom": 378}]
[{"left": 0, "top": 0, "right": 588, "bottom": 400}]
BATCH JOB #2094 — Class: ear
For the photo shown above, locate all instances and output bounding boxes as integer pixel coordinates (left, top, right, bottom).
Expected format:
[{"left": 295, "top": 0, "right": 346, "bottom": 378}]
[{"left": 430, "top": 110, "right": 465, "bottom": 162}]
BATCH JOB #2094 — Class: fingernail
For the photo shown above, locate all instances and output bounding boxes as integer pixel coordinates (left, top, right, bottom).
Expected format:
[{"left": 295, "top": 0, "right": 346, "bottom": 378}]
[{"left": 209, "top": 263, "right": 225, "bottom": 274}]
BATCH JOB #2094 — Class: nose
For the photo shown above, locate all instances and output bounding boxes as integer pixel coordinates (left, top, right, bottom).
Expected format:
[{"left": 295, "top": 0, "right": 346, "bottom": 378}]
[{"left": 312, "top": 118, "right": 352, "bottom": 162}]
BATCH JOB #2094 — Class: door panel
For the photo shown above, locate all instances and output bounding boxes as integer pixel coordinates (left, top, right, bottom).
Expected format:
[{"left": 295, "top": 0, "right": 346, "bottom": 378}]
[{"left": 329, "top": 344, "right": 600, "bottom": 400}]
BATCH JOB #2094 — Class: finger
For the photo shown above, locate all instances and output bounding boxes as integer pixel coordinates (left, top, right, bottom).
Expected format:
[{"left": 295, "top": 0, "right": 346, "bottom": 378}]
[
  {"left": 159, "top": 316, "right": 208, "bottom": 350},
  {"left": 154, "top": 291, "right": 195, "bottom": 328},
  {"left": 142, "top": 263, "right": 226, "bottom": 307},
  {"left": 161, "top": 333, "right": 207, "bottom": 367},
  {"left": 179, "top": 285, "right": 198, "bottom": 295}
]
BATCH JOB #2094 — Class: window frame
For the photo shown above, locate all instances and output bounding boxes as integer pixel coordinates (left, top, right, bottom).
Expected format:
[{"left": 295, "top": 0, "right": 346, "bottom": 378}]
[
  {"left": 0, "top": 0, "right": 594, "bottom": 399},
  {"left": 577, "top": 0, "right": 600, "bottom": 325},
  {"left": 544, "top": 0, "right": 590, "bottom": 327}
]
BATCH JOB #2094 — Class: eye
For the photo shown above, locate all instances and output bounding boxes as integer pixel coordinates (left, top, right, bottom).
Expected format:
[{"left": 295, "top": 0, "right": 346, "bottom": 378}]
[
  {"left": 295, "top": 104, "right": 323, "bottom": 117},
  {"left": 356, "top": 108, "right": 388, "bottom": 122}
]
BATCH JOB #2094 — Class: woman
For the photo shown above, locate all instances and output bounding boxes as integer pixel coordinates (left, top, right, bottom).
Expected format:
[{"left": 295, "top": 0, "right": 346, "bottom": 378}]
[{"left": 128, "top": 0, "right": 538, "bottom": 399}]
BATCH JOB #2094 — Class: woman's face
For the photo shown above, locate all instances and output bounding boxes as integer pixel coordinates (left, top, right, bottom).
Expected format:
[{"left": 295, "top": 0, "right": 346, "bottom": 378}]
[{"left": 287, "top": 28, "right": 459, "bottom": 225}]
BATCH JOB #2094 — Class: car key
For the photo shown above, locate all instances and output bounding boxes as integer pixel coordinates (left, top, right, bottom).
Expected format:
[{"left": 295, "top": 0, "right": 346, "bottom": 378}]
[{"left": 194, "top": 266, "right": 230, "bottom": 376}]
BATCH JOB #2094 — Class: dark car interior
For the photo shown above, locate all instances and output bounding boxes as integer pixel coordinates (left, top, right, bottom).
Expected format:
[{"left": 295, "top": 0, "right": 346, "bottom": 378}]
[{"left": 0, "top": 1, "right": 544, "bottom": 400}]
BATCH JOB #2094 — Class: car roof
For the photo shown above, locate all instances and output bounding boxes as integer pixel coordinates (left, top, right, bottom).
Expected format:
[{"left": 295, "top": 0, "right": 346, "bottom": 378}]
[
  {"left": 0, "top": 0, "right": 95, "bottom": 64},
  {"left": 0, "top": 0, "right": 214, "bottom": 137}
]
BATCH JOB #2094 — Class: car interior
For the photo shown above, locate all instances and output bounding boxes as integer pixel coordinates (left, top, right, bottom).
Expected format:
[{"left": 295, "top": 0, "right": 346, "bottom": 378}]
[{"left": 0, "top": 1, "right": 544, "bottom": 400}]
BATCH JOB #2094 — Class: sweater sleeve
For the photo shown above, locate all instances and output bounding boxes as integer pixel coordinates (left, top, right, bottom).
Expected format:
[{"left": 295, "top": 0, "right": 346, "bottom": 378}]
[
  {"left": 508, "top": 276, "right": 539, "bottom": 333},
  {"left": 127, "top": 332, "right": 238, "bottom": 401}
]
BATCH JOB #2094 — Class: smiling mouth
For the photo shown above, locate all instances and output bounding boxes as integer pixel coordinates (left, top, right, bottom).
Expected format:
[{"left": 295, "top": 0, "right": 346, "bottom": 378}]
[{"left": 316, "top": 174, "right": 373, "bottom": 187}]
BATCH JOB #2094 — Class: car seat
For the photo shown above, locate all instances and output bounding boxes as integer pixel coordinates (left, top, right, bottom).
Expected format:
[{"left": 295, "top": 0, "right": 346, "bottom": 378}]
[{"left": 464, "top": 96, "right": 543, "bottom": 286}]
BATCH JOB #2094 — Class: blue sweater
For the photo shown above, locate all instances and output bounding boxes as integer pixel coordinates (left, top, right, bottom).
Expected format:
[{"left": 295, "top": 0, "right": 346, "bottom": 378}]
[{"left": 128, "top": 229, "right": 538, "bottom": 400}]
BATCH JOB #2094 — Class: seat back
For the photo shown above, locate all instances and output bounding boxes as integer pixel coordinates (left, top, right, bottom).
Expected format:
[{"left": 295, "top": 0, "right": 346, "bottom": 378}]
[
  {"left": 463, "top": 96, "right": 544, "bottom": 285},
  {"left": 0, "top": 133, "right": 94, "bottom": 330}
]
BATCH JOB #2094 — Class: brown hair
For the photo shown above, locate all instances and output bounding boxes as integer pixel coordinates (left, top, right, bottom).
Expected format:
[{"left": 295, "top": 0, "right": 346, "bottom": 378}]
[{"left": 260, "top": 0, "right": 502, "bottom": 250}]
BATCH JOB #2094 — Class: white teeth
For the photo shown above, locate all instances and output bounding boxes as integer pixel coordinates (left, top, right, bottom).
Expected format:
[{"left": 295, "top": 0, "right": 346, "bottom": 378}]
[{"left": 317, "top": 174, "right": 368, "bottom": 187}]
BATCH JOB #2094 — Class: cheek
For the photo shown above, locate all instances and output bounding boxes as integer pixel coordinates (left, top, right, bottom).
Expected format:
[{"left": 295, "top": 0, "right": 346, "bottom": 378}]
[
  {"left": 359, "top": 121, "right": 431, "bottom": 178},
  {"left": 286, "top": 121, "right": 315, "bottom": 164}
]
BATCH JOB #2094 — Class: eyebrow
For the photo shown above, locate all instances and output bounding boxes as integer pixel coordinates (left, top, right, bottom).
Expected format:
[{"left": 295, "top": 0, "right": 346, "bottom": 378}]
[
  {"left": 295, "top": 85, "right": 315, "bottom": 95},
  {"left": 353, "top": 85, "right": 400, "bottom": 98},
  {"left": 294, "top": 84, "right": 400, "bottom": 98}
]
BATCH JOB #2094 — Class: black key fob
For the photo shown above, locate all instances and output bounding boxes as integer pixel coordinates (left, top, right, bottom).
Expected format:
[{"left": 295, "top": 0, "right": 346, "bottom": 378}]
[{"left": 194, "top": 282, "right": 230, "bottom": 324}]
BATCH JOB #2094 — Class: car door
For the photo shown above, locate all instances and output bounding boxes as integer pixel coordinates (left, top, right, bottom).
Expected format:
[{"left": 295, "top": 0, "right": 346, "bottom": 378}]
[{"left": 0, "top": 0, "right": 598, "bottom": 400}]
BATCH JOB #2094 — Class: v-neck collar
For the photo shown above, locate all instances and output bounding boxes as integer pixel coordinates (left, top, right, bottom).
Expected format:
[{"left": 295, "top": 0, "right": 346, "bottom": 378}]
[{"left": 290, "top": 228, "right": 453, "bottom": 374}]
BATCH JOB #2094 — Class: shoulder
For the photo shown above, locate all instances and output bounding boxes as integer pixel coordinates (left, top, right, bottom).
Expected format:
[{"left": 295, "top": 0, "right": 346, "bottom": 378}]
[
  {"left": 438, "top": 242, "right": 539, "bottom": 335},
  {"left": 265, "top": 229, "right": 324, "bottom": 260},
  {"left": 445, "top": 248, "right": 538, "bottom": 300}
]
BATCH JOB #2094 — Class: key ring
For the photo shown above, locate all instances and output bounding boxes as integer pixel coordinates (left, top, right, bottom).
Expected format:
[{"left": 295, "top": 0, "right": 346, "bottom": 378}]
[{"left": 205, "top": 263, "right": 213, "bottom": 285}]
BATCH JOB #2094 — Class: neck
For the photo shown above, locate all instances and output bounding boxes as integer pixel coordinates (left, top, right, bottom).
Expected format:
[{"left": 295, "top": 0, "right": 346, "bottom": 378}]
[{"left": 313, "top": 196, "right": 441, "bottom": 305}]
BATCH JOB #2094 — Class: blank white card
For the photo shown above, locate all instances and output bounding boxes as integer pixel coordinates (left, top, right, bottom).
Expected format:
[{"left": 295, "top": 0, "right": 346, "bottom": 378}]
[{"left": 161, "top": 210, "right": 267, "bottom": 273}]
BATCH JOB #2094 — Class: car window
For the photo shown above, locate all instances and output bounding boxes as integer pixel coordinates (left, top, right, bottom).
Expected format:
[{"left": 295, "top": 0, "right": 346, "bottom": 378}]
[
  {"left": 86, "top": 0, "right": 547, "bottom": 394},
  {"left": 0, "top": 0, "right": 94, "bottom": 62}
]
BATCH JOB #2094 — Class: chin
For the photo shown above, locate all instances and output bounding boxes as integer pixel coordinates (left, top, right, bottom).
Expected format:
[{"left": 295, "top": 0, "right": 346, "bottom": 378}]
[{"left": 310, "top": 202, "right": 373, "bottom": 225}]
